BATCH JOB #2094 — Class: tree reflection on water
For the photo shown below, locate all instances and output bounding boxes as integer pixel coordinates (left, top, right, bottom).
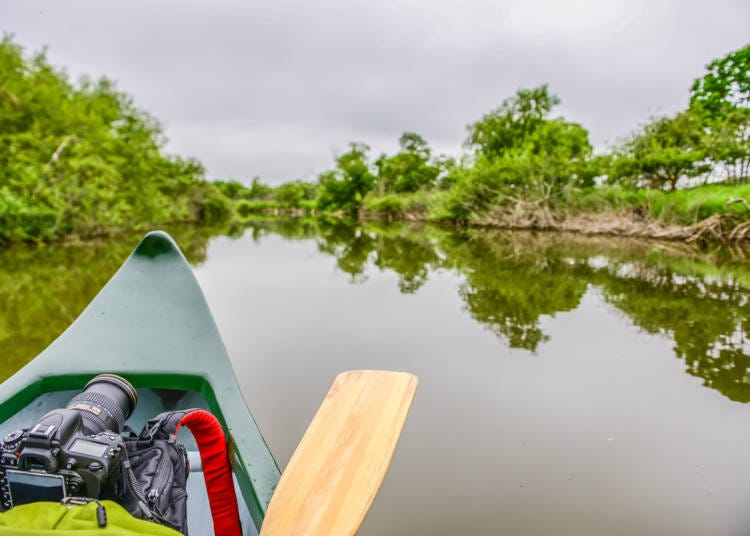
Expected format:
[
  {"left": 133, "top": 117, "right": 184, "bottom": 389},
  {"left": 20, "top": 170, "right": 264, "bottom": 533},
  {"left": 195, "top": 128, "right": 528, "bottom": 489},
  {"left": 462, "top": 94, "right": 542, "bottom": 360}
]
[
  {"left": 4, "top": 218, "right": 750, "bottom": 402},
  {"left": 245, "top": 218, "right": 750, "bottom": 402}
]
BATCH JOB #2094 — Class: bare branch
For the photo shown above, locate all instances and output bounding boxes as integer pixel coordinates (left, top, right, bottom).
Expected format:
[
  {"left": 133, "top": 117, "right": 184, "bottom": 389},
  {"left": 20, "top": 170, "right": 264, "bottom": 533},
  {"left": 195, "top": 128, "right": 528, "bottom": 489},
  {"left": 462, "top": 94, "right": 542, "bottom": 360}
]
[
  {"left": 47, "top": 136, "right": 72, "bottom": 166},
  {"left": 725, "top": 197, "right": 750, "bottom": 211}
]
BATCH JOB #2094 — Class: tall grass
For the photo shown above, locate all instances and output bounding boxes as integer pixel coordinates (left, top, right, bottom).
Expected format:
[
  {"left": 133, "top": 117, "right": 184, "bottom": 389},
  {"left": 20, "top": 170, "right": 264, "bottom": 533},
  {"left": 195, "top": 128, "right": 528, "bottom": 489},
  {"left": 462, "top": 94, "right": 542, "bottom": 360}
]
[{"left": 570, "top": 184, "right": 750, "bottom": 225}]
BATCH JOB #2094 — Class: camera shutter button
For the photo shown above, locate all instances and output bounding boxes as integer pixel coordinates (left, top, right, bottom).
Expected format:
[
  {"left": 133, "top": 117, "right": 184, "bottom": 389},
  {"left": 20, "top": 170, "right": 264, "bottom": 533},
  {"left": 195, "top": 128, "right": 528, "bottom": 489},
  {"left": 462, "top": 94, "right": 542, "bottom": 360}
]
[{"left": 88, "top": 462, "right": 103, "bottom": 471}]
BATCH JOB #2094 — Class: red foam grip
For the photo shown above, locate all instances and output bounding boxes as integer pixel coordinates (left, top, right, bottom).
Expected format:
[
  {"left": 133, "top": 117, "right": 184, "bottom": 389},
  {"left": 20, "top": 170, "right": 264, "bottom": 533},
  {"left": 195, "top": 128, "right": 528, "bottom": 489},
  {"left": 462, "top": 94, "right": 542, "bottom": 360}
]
[{"left": 176, "top": 410, "right": 242, "bottom": 536}]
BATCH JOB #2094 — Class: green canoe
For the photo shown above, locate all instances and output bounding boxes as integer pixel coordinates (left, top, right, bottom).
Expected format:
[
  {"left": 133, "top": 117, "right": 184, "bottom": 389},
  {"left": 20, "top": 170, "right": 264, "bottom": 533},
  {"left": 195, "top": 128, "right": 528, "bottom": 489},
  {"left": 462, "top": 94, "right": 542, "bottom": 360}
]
[{"left": 0, "top": 231, "right": 281, "bottom": 535}]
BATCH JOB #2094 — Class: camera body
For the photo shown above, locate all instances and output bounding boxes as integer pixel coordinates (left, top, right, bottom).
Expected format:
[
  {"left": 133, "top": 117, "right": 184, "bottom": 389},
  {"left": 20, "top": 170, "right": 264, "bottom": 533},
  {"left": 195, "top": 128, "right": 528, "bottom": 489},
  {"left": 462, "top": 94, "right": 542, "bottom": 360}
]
[
  {"left": 0, "top": 374, "right": 137, "bottom": 511},
  {"left": 0, "top": 409, "right": 126, "bottom": 510}
]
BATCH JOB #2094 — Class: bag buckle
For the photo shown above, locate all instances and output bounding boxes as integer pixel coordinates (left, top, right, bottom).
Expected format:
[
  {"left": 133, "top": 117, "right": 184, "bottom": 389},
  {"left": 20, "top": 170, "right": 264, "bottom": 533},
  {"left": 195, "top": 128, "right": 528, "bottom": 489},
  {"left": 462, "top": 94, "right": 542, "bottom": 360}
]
[
  {"left": 142, "top": 418, "right": 163, "bottom": 440},
  {"left": 61, "top": 497, "right": 108, "bottom": 527}
]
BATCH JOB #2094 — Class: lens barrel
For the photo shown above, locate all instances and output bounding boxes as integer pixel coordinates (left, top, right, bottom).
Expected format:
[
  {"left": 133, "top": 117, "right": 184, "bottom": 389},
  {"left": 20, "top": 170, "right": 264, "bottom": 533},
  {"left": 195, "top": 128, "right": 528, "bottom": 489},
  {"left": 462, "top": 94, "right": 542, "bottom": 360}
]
[{"left": 66, "top": 374, "right": 138, "bottom": 434}]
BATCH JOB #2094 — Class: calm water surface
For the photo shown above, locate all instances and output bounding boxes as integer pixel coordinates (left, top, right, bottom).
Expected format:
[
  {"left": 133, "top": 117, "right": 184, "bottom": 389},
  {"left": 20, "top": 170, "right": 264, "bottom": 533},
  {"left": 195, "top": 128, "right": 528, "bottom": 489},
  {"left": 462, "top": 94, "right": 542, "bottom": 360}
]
[{"left": 3, "top": 219, "right": 750, "bottom": 535}]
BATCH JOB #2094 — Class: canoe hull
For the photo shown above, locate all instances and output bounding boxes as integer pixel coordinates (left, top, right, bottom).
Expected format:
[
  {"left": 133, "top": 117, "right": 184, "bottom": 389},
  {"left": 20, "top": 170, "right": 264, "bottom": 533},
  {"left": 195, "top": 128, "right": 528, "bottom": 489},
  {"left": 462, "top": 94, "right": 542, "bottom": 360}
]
[{"left": 0, "top": 231, "right": 280, "bottom": 534}]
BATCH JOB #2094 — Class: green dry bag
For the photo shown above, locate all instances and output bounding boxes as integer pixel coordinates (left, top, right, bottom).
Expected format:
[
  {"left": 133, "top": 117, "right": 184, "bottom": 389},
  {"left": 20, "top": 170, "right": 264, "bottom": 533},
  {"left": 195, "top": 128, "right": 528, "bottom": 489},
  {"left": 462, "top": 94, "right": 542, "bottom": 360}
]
[{"left": 0, "top": 500, "right": 182, "bottom": 535}]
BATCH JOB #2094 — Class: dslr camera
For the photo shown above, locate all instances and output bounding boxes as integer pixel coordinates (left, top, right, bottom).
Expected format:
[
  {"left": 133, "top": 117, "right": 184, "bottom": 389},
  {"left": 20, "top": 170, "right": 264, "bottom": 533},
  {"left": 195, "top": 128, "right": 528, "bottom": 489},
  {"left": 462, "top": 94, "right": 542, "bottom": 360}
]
[{"left": 0, "top": 374, "right": 138, "bottom": 510}]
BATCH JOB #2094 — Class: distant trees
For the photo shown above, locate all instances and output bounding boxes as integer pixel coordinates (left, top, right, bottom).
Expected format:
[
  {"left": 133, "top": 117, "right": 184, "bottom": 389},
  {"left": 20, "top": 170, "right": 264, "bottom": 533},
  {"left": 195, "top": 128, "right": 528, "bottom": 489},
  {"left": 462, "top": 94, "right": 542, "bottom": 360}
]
[
  {"left": 317, "top": 143, "right": 377, "bottom": 213},
  {"left": 214, "top": 177, "right": 316, "bottom": 212},
  {"left": 464, "top": 84, "right": 593, "bottom": 192},
  {"left": 608, "top": 111, "right": 710, "bottom": 191},
  {"left": 690, "top": 44, "right": 750, "bottom": 182},
  {"left": 215, "top": 177, "right": 273, "bottom": 201},
  {"left": 375, "top": 132, "right": 439, "bottom": 194},
  {"left": 273, "top": 180, "right": 317, "bottom": 208},
  {"left": 610, "top": 44, "right": 750, "bottom": 190},
  {"left": 466, "top": 85, "right": 561, "bottom": 160},
  {"left": 691, "top": 44, "right": 750, "bottom": 116},
  {"left": 432, "top": 85, "right": 594, "bottom": 219}
]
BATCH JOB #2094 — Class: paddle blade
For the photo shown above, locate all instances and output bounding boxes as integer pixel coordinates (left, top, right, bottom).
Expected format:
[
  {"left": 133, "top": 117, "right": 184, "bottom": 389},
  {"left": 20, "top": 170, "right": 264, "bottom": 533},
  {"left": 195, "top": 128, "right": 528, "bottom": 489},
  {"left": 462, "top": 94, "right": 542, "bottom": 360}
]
[{"left": 260, "top": 370, "right": 418, "bottom": 536}]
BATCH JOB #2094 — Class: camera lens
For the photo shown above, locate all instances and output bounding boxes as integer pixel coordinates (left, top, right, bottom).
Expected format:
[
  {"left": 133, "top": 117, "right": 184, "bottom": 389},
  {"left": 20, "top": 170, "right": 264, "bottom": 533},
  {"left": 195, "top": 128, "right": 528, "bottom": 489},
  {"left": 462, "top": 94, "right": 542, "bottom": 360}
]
[{"left": 66, "top": 374, "right": 138, "bottom": 434}]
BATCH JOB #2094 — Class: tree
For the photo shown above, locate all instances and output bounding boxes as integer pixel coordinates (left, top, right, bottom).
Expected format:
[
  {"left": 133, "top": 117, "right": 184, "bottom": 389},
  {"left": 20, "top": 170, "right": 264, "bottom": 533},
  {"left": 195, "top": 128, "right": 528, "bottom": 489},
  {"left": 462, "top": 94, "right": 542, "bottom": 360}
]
[
  {"left": 690, "top": 44, "right": 750, "bottom": 182},
  {"left": 213, "top": 180, "right": 246, "bottom": 200},
  {"left": 272, "top": 180, "right": 317, "bottom": 208},
  {"left": 444, "top": 86, "right": 593, "bottom": 219},
  {"left": 317, "top": 143, "right": 376, "bottom": 213},
  {"left": 374, "top": 132, "right": 439, "bottom": 193},
  {"left": 465, "top": 85, "right": 561, "bottom": 161},
  {"left": 609, "top": 111, "right": 710, "bottom": 192},
  {"left": 0, "top": 35, "right": 224, "bottom": 243},
  {"left": 691, "top": 44, "right": 750, "bottom": 115}
]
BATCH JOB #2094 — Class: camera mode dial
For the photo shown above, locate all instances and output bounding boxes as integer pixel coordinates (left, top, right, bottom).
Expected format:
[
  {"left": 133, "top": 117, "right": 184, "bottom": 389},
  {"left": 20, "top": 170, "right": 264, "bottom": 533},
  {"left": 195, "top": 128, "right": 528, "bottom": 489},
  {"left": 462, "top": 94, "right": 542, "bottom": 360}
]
[{"left": 2, "top": 431, "right": 23, "bottom": 452}]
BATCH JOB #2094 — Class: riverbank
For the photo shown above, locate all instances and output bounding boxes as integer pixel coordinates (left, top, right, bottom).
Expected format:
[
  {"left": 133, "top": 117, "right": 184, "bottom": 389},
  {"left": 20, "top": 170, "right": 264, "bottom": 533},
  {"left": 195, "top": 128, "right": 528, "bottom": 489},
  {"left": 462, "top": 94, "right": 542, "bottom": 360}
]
[{"left": 230, "top": 184, "right": 750, "bottom": 244}]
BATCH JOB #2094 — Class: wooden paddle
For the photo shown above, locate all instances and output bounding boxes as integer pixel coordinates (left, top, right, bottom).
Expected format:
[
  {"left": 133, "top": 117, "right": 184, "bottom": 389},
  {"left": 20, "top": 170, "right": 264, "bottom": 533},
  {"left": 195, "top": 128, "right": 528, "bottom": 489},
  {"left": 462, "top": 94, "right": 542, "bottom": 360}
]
[{"left": 259, "top": 370, "right": 418, "bottom": 536}]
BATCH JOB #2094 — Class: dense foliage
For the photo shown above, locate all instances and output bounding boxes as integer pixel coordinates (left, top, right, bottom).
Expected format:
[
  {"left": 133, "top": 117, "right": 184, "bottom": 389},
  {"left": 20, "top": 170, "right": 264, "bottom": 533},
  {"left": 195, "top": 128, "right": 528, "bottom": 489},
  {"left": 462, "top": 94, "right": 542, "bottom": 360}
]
[
  {"left": 1, "top": 35, "right": 749, "bottom": 242},
  {"left": 374, "top": 132, "right": 440, "bottom": 194},
  {"left": 276, "top": 44, "right": 749, "bottom": 224},
  {"left": 690, "top": 44, "right": 750, "bottom": 182},
  {"left": 228, "top": 43, "right": 748, "bottom": 229},
  {"left": 0, "top": 36, "right": 230, "bottom": 244},
  {"left": 609, "top": 44, "right": 749, "bottom": 190},
  {"left": 443, "top": 84, "right": 593, "bottom": 219},
  {"left": 317, "top": 143, "right": 376, "bottom": 213},
  {"left": 608, "top": 111, "right": 710, "bottom": 192}
]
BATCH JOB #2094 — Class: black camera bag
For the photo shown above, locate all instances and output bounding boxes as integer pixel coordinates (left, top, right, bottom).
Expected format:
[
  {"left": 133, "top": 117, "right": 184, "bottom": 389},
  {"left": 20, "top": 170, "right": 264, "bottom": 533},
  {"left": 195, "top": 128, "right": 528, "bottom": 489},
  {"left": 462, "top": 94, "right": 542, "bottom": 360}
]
[{"left": 121, "top": 409, "right": 195, "bottom": 535}]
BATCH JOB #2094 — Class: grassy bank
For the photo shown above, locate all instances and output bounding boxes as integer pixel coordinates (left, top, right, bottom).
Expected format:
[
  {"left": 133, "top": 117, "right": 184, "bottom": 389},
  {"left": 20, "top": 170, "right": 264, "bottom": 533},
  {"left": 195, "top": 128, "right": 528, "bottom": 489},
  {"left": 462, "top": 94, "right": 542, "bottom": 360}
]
[
  {"left": 223, "top": 184, "right": 750, "bottom": 243},
  {"left": 356, "top": 184, "right": 750, "bottom": 243}
]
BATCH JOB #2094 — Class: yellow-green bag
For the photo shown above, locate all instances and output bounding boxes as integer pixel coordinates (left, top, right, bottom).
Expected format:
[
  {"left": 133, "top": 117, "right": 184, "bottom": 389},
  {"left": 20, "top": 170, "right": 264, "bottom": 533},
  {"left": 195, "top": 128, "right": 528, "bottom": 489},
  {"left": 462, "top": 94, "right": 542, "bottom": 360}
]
[{"left": 0, "top": 501, "right": 182, "bottom": 535}]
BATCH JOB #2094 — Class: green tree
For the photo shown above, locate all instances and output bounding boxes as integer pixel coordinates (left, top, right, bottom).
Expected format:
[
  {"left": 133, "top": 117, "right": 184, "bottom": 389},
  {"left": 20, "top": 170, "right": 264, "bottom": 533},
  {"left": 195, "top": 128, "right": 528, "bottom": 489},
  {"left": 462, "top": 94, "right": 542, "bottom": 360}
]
[
  {"left": 0, "top": 35, "right": 227, "bottom": 243},
  {"left": 247, "top": 177, "right": 273, "bottom": 199},
  {"left": 215, "top": 178, "right": 274, "bottom": 201},
  {"left": 214, "top": 180, "right": 246, "bottom": 200},
  {"left": 609, "top": 111, "right": 710, "bottom": 192},
  {"left": 441, "top": 86, "right": 592, "bottom": 220},
  {"left": 466, "top": 86, "right": 592, "bottom": 194},
  {"left": 691, "top": 44, "right": 750, "bottom": 115},
  {"left": 273, "top": 180, "right": 317, "bottom": 208},
  {"left": 317, "top": 143, "right": 376, "bottom": 213},
  {"left": 375, "top": 132, "right": 439, "bottom": 193},
  {"left": 465, "top": 85, "right": 561, "bottom": 160},
  {"left": 690, "top": 44, "right": 750, "bottom": 182}
]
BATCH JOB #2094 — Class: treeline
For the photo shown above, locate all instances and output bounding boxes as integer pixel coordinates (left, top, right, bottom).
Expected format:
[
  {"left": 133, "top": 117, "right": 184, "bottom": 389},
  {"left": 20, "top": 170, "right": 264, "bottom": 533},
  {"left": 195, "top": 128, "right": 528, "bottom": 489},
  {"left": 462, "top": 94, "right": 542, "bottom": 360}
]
[
  {"left": 222, "top": 43, "right": 749, "bottom": 233},
  {"left": 0, "top": 35, "right": 232, "bottom": 244},
  {"left": 1, "top": 34, "right": 748, "bottom": 244}
]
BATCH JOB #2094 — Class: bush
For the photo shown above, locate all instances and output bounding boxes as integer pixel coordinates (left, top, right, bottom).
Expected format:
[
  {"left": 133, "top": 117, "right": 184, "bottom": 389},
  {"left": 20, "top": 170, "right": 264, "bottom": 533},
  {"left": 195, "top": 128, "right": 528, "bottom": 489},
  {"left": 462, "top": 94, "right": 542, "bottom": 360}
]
[
  {"left": 235, "top": 199, "right": 280, "bottom": 217},
  {"left": 0, "top": 189, "right": 58, "bottom": 243},
  {"left": 0, "top": 36, "right": 220, "bottom": 242},
  {"left": 188, "top": 184, "right": 233, "bottom": 224}
]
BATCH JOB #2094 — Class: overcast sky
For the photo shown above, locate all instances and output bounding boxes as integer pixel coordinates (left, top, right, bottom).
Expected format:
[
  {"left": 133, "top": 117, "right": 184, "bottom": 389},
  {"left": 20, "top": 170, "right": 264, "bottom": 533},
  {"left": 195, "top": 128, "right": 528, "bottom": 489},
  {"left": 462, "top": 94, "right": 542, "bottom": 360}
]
[{"left": 2, "top": 0, "right": 748, "bottom": 184}]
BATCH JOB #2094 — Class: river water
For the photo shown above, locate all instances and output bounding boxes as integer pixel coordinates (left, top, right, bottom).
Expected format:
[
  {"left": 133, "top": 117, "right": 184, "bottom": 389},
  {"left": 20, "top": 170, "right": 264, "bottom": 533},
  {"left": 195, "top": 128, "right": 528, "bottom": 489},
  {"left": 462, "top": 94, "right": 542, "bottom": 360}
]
[{"left": 3, "top": 219, "right": 750, "bottom": 535}]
